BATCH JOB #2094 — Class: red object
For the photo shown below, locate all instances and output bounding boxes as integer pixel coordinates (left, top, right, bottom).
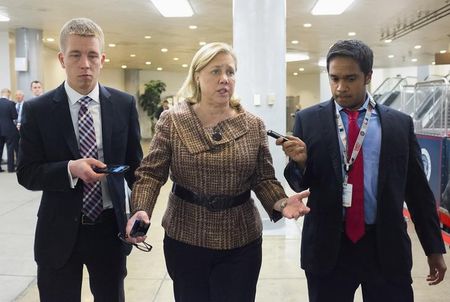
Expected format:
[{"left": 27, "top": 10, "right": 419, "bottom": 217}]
[{"left": 344, "top": 110, "right": 365, "bottom": 243}]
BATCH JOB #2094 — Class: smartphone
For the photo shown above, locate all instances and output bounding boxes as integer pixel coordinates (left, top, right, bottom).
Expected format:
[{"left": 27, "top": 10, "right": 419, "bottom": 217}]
[
  {"left": 93, "top": 164, "right": 130, "bottom": 174},
  {"left": 130, "top": 220, "right": 150, "bottom": 237},
  {"left": 267, "top": 130, "right": 288, "bottom": 142}
]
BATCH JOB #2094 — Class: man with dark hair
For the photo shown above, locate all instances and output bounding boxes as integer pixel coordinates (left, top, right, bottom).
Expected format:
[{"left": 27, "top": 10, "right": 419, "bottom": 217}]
[
  {"left": 30, "top": 80, "right": 43, "bottom": 97},
  {"left": 17, "top": 18, "right": 143, "bottom": 301},
  {"left": 278, "top": 39, "right": 446, "bottom": 302}
]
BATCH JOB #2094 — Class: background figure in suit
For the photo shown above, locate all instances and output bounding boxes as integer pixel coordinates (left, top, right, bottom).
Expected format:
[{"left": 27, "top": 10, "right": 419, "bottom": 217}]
[
  {"left": 0, "top": 88, "right": 18, "bottom": 172},
  {"left": 279, "top": 40, "right": 446, "bottom": 302},
  {"left": 17, "top": 18, "right": 143, "bottom": 302},
  {"left": 30, "top": 80, "right": 44, "bottom": 97},
  {"left": 12, "top": 90, "right": 25, "bottom": 165}
]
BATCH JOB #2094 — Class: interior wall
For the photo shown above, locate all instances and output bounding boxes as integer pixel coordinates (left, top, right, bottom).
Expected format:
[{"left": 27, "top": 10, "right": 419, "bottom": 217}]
[{"left": 286, "top": 73, "right": 321, "bottom": 109}]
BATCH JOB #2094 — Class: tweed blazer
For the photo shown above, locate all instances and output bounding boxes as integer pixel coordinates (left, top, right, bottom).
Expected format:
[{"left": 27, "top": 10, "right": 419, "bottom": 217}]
[{"left": 132, "top": 100, "right": 287, "bottom": 249}]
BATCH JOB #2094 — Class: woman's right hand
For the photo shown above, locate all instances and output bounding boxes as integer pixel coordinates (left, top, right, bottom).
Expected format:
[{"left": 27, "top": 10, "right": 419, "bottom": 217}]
[{"left": 125, "top": 210, "right": 150, "bottom": 244}]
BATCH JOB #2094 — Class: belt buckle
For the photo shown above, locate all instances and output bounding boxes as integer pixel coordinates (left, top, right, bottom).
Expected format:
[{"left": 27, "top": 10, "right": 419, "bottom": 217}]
[
  {"left": 81, "top": 214, "right": 96, "bottom": 225},
  {"left": 206, "top": 195, "right": 228, "bottom": 212}
]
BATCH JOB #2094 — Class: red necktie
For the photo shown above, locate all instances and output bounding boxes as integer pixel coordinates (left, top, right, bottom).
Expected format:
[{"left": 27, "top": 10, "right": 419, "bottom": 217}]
[{"left": 344, "top": 109, "right": 365, "bottom": 243}]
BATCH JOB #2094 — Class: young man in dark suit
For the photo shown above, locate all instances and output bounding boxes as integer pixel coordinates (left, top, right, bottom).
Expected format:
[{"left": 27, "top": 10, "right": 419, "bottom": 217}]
[
  {"left": 278, "top": 40, "right": 446, "bottom": 302},
  {"left": 17, "top": 18, "right": 143, "bottom": 302},
  {"left": 0, "top": 88, "right": 18, "bottom": 172}
]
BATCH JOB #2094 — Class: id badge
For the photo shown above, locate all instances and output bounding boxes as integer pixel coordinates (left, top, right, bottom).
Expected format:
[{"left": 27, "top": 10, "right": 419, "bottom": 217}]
[{"left": 342, "top": 183, "right": 352, "bottom": 207}]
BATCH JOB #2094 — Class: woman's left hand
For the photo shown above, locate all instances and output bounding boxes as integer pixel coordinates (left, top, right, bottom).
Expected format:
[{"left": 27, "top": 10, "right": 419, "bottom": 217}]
[{"left": 281, "top": 189, "right": 310, "bottom": 219}]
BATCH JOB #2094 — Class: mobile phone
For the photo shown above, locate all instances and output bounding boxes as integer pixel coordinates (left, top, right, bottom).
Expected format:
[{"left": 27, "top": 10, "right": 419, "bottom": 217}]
[
  {"left": 93, "top": 164, "right": 130, "bottom": 174},
  {"left": 267, "top": 130, "right": 288, "bottom": 142},
  {"left": 130, "top": 220, "right": 150, "bottom": 237}
]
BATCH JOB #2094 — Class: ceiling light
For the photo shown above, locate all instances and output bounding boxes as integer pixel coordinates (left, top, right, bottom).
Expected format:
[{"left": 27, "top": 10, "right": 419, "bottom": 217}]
[
  {"left": 145, "top": 61, "right": 151, "bottom": 65},
  {"left": 45, "top": 38, "right": 55, "bottom": 42},
  {"left": 291, "top": 40, "right": 299, "bottom": 44},
  {"left": 121, "top": 65, "right": 127, "bottom": 69},
  {"left": 318, "top": 58, "right": 327, "bottom": 67},
  {"left": 293, "top": 72, "right": 299, "bottom": 76},
  {"left": 161, "top": 48, "right": 168, "bottom": 52},
  {"left": 182, "top": 64, "right": 188, "bottom": 68},
  {"left": 199, "top": 41, "right": 206, "bottom": 46},
  {"left": 414, "top": 45, "right": 422, "bottom": 49},
  {"left": 157, "top": 67, "right": 163, "bottom": 71},
  {"left": 384, "top": 39, "right": 392, "bottom": 43},
  {"left": 303, "top": 23, "right": 312, "bottom": 28},
  {"left": 0, "top": 14, "right": 10, "bottom": 22},
  {"left": 108, "top": 43, "right": 116, "bottom": 47},
  {"left": 173, "top": 57, "right": 179, "bottom": 61},
  {"left": 411, "top": 58, "right": 418, "bottom": 62},
  {"left": 130, "top": 54, "right": 136, "bottom": 57},
  {"left": 285, "top": 52, "right": 310, "bottom": 62},
  {"left": 105, "top": 59, "right": 111, "bottom": 63},
  {"left": 432, "top": 61, "right": 436, "bottom": 65},
  {"left": 299, "top": 67, "right": 305, "bottom": 71},
  {"left": 189, "top": 25, "right": 197, "bottom": 29},
  {"left": 144, "top": 35, "right": 152, "bottom": 39},
  {"left": 311, "top": 0, "right": 355, "bottom": 15},
  {"left": 388, "top": 54, "right": 394, "bottom": 58},
  {"left": 348, "top": 32, "right": 356, "bottom": 36},
  {"left": 440, "top": 50, "right": 447, "bottom": 54},
  {"left": 150, "top": 0, "right": 194, "bottom": 17}
]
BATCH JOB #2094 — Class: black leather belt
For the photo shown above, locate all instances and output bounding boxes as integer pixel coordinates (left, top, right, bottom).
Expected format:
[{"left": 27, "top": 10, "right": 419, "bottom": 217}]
[
  {"left": 172, "top": 183, "right": 250, "bottom": 212},
  {"left": 81, "top": 209, "right": 114, "bottom": 225}
]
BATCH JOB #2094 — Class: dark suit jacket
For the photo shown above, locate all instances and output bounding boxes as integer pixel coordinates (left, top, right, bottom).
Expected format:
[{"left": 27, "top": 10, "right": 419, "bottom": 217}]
[
  {"left": 17, "top": 83, "right": 143, "bottom": 269},
  {"left": 284, "top": 99, "right": 445, "bottom": 279},
  {"left": 0, "top": 97, "right": 18, "bottom": 138}
]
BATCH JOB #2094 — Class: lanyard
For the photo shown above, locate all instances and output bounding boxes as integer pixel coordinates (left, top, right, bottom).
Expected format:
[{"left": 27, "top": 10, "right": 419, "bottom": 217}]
[{"left": 336, "top": 95, "right": 376, "bottom": 180}]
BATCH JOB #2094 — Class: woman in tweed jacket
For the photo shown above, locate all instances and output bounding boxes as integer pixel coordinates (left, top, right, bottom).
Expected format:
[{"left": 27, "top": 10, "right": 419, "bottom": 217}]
[{"left": 126, "top": 42, "right": 310, "bottom": 302}]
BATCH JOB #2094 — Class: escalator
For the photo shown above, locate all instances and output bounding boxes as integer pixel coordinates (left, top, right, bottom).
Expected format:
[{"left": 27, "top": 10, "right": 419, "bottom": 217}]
[{"left": 372, "top": 76, "right": 416, "bottom": 110}]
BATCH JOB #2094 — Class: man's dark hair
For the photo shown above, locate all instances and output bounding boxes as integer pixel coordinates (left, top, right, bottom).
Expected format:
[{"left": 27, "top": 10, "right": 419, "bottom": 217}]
[
  {"left": 326, "top": 40, "right": 373, "bottom": 76},
  {"left": 30, "top": 80, "right": 41, "bottom": 88}
]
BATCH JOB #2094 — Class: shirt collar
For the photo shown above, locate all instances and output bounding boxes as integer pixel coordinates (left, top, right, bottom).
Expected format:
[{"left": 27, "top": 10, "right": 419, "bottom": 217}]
[
  {"left": 64, "top": 81, "right": 100, "bottom": 105},
  {"left": 335, "top": 93, "right": 370, "bottom": 113}
]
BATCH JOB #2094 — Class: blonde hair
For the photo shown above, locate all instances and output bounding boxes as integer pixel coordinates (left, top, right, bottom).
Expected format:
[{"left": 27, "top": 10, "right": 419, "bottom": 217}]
[
  {"left": 177, "top": 42, "right": 241, "bottom": 111},
  {"left": 59, "top": 18, "right": 105, "bottom": 53}
]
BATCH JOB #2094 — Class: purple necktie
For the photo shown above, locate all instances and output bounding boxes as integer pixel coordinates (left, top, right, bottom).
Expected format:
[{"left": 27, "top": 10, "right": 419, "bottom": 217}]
[
  {"left": 344, "top": 109, "right": 365, "bottom": 243},
  {"left": 78, "top": 96, "right": 103, "bottom": 220}
]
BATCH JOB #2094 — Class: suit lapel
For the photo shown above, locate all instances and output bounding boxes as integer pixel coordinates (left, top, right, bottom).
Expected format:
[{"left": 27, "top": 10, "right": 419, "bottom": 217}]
[
  {"left": 99, "top": 85, "right": 113, "bottom": 163},
  {"left": 376, "top": 104, "right": 390, "bottom": 195},
  {"left": 52, "top": 84, "right": 80, "bottom": 159},
  {"left": 319, "top": 100, "right": 343, "bottom": 183}
]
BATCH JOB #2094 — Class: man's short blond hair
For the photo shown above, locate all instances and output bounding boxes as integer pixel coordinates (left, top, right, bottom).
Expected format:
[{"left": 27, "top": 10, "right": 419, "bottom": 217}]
[{"left": 59, "top": 17, "right": 105, "bottom": 53}]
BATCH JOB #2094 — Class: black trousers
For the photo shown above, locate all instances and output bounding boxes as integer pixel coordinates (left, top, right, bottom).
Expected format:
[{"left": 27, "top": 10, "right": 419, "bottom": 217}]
[
  {"left": 306, "top": 227, "right": 413, "bottom": 302},
  {"left": 164, "top": 234, "right": 262, "bottom": 302},
  {"left": 37, "top": 210, "right": 127, "bottom": 302}
]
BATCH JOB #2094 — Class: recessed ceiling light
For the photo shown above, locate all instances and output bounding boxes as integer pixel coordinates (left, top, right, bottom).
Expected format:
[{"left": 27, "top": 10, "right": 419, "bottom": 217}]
[
  {"left": 105, "top": 58, "right": 111, "bottom": 63},
  {"left": 318, "top": 58, "right": 326, "bottom": 67},
  {"left": 291, "top": 40, "right": 299, "bottom": 44},
  {"left": 411, "top": 58, "right": 418, "bottom": 62},
  {"left": 182, "top": 64, "right": 188, "bottom": 68},
  {"left": 384, "top": 39, "right": 392, "bottom": 43},
  {"left": 414, "top": 45, "right": 422, "bottom": 49},
  {"left": 303, "top": 23, "right": 312, "bottom": 28},
  {"left": 293, "top": 72, "right": 299, "bottom": 76},
  {"left": 286, "top": 52, "right": 310, "bottom": 62},
  {"left": 311, "top": 0, "right": 355, "bottom": 15},
  {"left": 121, "top": 65, "right": 127, "bottom": 69},
  {"left": 299, "top": 67, "right": 305, "bottom": 71},
  {"left": 150, "top": 0, "right": 194, "bottom": 17},
  {"left": 144, "top": 35, "right": 151, "bottom": 39},
  {"left": 432, "top": 61, "right": 436, "bottom": 65},
  {"left": 45, "top": 38, "right": 55, "bottom": 42},
  {"left": 161, "top": 48, "right": 168, "bottom": 52},
  {"left": 108, "top": 43, "right": 116, "bottom": 47},
  {"left": 189, "top": 25, "right": 198, "bottom": 30},
  {"left": 440, "top": 50, "right": 447, "bottom": 54},
  {"left": 157, "top": 67, "right": 163, "bottom": 71},
  {"left": 0, "top": 14, "right": 10, "bottom": 22},
  {"left": 173, "top": 57, "right": 179, "bottom": 61},
  {"left": 130, "top": 54, "right": 136, "bottom": 57},
  {"left": 388, "top": 54, "right": 394, "bottom": 58},
  {"left": 348, "top": 32, "right": 356, "bottom": 36},
  {"left": 145, "top": 61, "right": 151, "bottom": 65},
  {"left": 199, "top": 41, "right": 206, "bottom": 46}
]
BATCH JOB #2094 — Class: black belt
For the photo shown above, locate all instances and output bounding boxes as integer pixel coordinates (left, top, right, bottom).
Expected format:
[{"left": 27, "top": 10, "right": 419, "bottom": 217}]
[
  {"left": 80, "top": 209, "right": 115, "bottom": 225},
  {"left": 172, "top": 183, "right": 250, "bottom": 212}
]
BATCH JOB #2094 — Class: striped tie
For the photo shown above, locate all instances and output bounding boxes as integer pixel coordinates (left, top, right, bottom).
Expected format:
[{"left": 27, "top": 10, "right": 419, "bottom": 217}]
[{"left": 78, "top": 96, "right": 103, "bottom": 220}]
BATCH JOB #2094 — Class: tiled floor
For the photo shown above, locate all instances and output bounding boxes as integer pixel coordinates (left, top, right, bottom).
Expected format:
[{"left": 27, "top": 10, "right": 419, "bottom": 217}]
[{"left": 1, "top": 167, "right": 450, "bottom": 301}]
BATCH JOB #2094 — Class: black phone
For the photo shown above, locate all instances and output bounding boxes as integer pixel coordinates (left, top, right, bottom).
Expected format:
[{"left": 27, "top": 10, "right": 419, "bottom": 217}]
[
  {"left": 267, "top": 130, "right": 288, "bottom": 142},
  {"left": 130, "top": 220, "right": 150, "bottom": 237},
  {"left": 93, "top": 164, "right": 130, "bottom": 174}
]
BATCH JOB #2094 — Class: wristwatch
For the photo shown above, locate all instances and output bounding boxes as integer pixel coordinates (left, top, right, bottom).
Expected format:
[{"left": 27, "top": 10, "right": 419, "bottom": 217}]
[{"left": 280, "top": 199, "right": 288, "bottom": 211}]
